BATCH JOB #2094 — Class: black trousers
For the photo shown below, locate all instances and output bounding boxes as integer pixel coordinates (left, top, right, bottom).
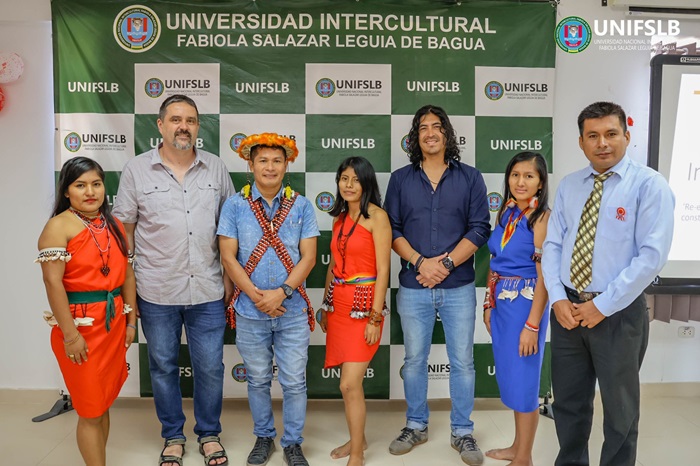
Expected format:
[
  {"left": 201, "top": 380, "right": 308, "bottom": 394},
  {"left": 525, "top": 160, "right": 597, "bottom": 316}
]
[{"left": 551, "top": 293, "right": 648, "bottom": 466}]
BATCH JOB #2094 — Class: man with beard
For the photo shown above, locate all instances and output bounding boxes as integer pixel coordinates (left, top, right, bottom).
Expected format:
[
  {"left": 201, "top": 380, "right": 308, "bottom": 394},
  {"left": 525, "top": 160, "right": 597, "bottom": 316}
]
[{"left": 114, "top": 95, "right": 234, "bottom": 466}]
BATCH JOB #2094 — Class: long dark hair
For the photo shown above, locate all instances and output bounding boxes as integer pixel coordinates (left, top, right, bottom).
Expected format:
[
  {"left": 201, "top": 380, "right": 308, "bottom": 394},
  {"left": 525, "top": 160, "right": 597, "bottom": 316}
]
[
  {"left": 496, "top": 151, "right": 549, "bottom": 230},
  {"left": 53, "top": 157, "right": 130, "bottom": 257},
  {"left": 328, "top": 156, "right": 382, "bottom": 219},
  {"left": 406, "top": 104, "right": 461, "bottom": 167}
]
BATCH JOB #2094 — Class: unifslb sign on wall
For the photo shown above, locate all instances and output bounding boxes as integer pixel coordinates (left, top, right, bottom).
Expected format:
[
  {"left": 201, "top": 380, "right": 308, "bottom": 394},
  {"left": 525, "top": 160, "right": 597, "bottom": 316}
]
[{"left": 52, "top": 0, "right": 556, "bottom": 400}]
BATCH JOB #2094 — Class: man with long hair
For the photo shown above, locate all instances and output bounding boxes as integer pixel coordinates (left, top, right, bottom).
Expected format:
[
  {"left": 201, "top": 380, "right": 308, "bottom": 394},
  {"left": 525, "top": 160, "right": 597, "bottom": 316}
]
[{"left": 384, "top": 105, "right": 491, "bottom": 465}]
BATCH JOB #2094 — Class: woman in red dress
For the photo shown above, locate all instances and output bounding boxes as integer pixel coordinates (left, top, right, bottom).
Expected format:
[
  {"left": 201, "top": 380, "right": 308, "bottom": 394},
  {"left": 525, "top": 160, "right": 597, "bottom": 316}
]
[
  {"left": 319, "top": 156, "right": 392, "bottom": 466},
  {"left": 37, "top": 157, "right": 137, "bottom": 466}
]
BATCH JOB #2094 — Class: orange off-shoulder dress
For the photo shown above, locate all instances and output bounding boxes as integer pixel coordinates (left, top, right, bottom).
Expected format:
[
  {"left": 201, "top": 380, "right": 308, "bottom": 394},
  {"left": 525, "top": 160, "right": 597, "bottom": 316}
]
[
  {"left": 50, "top": 224, "right": 129, "bottom": 418},
  {"left": 324, "top": 215, "right": 384, "bottom": 368}
]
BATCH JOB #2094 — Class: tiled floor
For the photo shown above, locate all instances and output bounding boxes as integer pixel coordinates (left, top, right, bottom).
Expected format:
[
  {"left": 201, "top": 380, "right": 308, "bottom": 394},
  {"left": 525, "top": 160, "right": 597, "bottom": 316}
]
[{"left": 1, "top": 385, "right": 699, "bottom": 465}]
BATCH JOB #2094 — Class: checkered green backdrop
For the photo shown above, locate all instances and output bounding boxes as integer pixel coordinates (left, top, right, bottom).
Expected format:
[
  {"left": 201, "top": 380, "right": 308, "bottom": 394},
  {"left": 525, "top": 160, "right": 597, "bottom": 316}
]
[{"left": 52, "top": 0, "right": 556, "bottom": 400}]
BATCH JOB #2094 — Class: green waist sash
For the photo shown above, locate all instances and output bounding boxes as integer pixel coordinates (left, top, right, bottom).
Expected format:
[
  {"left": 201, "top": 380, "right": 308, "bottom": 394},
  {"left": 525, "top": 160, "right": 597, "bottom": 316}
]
[{"left": 67, "top": 287, "right": 121, "bottom": 332}]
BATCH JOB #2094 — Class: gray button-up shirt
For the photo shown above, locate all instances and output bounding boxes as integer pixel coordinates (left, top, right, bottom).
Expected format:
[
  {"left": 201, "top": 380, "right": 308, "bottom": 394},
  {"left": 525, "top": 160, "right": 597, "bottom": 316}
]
[{"left": 113, "top": 146, "right": 235, "bottom": 305}]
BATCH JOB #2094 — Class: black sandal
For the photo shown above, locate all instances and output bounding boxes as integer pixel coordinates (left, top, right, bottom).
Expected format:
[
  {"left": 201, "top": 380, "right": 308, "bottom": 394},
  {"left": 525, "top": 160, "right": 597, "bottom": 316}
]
[
  {"left": 198, "top": 435, "right": 229, "bottom": 466},
  {"left": 159, "top": 438, "right": 186, "bottom": 466}
]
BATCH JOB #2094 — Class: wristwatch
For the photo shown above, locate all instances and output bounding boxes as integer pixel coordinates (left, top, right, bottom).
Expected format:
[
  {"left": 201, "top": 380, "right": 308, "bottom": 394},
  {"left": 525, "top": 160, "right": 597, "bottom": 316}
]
[
  {"left": 280, "top": 283, "right": 294, "bottom": 300},
  {"left": 441, "top": 255, "right": 455, "bottom": 272}
]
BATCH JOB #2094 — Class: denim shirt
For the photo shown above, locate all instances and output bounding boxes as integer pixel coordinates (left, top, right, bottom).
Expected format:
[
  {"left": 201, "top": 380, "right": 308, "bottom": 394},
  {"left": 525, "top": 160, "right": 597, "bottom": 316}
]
[{"left": 217, "top": 184, "right": 320, "bottom": 320}]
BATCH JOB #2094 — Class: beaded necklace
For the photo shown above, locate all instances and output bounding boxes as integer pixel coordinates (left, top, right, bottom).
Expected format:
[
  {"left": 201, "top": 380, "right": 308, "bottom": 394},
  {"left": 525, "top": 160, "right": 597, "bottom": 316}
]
[
  {"left": 500, "top": 206, "right": 530, "bottom": 251},
  {"left": 336, "top": 212, "right": 361, "bottom": 275},
  {"left": 70, "top": 208, "right": 111, "bottom": 276}
]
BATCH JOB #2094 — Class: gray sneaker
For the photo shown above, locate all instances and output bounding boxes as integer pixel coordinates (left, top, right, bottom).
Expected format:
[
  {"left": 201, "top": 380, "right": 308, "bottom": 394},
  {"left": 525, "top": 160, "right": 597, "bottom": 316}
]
[
  {"left": 388, "top": 426, "right": 428, "bottom": 455},
  {"left": 247, "top": 437, "right": 275, "bottom": 466},
  {"left": 282, "top": 443, "right": 309, "bottom": 466},
  {"left": 451, "top": 433, "right": 484, "bottom": 465}
]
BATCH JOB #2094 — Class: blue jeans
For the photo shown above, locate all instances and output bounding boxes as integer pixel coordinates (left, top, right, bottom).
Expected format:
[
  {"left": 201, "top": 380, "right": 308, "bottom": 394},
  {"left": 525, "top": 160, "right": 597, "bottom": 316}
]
[
  {"left": 235, "top": 312, "right": 310, "bottom": 447},
  {"left": 138, "top": 297, "right": 225, "bottom": 441},
  {"left": 397, "top": 283, "right": 477, "bottom": 437}
]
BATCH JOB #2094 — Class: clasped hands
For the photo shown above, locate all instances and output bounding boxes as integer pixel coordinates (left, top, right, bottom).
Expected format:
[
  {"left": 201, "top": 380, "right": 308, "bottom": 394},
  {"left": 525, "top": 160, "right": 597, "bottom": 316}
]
[
  {"left": 252, "top": 286, "right": 287, "bottom": 317},
  {"left": 552, "top": 299, "right": 605, "bottom": 330},
  {"left": 416, "top": 252, "right": 450, "bottom": 289}
]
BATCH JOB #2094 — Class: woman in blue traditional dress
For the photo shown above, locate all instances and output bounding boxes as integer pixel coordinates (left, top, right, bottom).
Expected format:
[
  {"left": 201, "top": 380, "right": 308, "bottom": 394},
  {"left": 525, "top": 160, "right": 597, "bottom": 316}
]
[{"left": 484, "top": 152, "right": 550, "bottom": 466}]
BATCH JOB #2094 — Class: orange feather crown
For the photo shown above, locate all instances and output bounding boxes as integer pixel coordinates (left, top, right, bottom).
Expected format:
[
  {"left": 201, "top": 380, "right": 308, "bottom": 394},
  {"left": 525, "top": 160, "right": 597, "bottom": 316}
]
[{"left": 237, "top": 132, "right": 299, "bottom": 163}]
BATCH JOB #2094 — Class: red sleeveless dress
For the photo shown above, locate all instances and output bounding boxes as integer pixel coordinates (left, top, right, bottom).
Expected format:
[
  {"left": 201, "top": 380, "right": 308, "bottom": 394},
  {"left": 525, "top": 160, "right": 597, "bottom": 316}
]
[
  {"left": 324, "top": 215, "right": 384, "bottom": 368},
  {"left": 50, "top": 225, "right": 129, "bottom": 418}
]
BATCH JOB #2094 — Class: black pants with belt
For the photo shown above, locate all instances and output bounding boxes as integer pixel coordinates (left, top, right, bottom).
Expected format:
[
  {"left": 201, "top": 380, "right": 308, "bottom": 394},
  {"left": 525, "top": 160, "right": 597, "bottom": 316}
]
[{"left": 551, "top": 291, "right": 648, "bottom": 466}]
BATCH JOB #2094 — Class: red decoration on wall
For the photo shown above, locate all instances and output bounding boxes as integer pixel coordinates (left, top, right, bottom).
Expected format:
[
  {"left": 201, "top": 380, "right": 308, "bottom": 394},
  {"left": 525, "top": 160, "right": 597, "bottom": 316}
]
[
  {"left": 627, "top": 116, "right": 634, "bottom": 127},
  {"left": 0, "top": 85, "right": 5, "bottom": 113}
]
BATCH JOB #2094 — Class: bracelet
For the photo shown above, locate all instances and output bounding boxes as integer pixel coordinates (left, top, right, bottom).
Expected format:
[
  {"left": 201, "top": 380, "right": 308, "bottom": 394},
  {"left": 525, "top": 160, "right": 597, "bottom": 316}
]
[
  {"left": 368, "top": 310, "right": 384, "bottom": 327},
  {"left": 524, "top": 322, "right": 539, "bottom": 332},
  {"left": 368, "top": 316, "right": 383, "bottom": 327},
  {"left": 415, "top": 255, "right": 425, "bottom": 272},
  {"left": 126, "top": 324, "right": 137, "bottom": 331},
  {"left": 63, "top": 333, "right": 81, "bottom": 345},
  {"left": 483, "top": 291, "right": 491, "bottom": 310},
  {"left": 406, "top": 252, "right": 418, "bottom": 270}
]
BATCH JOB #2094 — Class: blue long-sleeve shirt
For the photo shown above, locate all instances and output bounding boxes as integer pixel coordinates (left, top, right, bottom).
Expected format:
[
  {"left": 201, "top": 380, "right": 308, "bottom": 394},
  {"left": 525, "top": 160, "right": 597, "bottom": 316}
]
[
  {"left": 542, "top": 155, "right": 674, "bottom": 316},
  {"left": 384, "top": 160, "right": 491, "bottom": 289}
]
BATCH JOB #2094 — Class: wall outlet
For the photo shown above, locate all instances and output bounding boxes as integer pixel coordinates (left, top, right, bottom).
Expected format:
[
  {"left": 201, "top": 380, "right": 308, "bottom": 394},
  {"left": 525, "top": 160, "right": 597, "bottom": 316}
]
[{"left": 678, "top": 326, "right": 695, "bottom": 338}]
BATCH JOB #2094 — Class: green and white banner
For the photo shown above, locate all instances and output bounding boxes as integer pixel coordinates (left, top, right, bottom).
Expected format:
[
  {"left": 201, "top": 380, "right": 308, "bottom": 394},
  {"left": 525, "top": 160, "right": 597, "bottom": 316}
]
[{"left": 52, "top": 0, "right": 556, "bottom": 400}]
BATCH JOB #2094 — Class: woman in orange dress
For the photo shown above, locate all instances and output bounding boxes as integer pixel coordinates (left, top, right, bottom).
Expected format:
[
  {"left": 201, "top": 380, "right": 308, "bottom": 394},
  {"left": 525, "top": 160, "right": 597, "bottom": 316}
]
[
  {"left": 37, "top": 157, "right": 136, "bottom": 466},
  {"left": 319, "top": 156, "right": 392, "bottom": 466}
]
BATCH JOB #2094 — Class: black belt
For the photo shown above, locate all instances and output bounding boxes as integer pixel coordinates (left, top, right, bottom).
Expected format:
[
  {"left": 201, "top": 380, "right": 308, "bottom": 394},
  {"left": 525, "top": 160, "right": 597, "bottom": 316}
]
[{"left": 564, "top": 286, "right": 601, "bottom": 303}]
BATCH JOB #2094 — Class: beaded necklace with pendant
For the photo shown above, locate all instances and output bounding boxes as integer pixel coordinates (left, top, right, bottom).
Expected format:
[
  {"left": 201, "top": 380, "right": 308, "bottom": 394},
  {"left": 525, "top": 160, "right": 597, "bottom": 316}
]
[
  {"left": 336, "top": 212, "right": 361, "bottom": 275},
  {"left": 70, "top": 208, "right": 112, "bottom": 276}
]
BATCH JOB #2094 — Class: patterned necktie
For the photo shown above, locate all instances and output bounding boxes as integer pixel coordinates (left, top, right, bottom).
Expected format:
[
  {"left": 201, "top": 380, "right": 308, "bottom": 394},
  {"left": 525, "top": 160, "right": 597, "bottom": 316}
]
[{"left": 570, "top": 171, "right": 614, "bottom": 292}]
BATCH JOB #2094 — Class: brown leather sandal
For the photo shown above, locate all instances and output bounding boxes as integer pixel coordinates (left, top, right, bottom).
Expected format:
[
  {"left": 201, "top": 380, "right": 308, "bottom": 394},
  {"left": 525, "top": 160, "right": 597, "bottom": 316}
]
[
  {"left": 199, "top": 435, "right": 228, "bottom": 466},
  {"left": 159, "top": 438, "right": 186, "bottom": 466}
]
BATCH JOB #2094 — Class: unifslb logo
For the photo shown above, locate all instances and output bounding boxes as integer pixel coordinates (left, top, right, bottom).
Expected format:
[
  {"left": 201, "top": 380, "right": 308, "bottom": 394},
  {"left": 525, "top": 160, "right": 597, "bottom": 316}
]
[
  {"left": 315, "top": 78, "right": 335, "bottom": 98},
  {"left": 145, "top": 78, "right": 164, "bottom": 98},
  {"left": 231, "top": 363, "right": 247, "bottom": 383},
  {"left": 315, "top": 191, "right": 335, "bottom": 212},
  {"left": 229, "top": 133, "right": 247, "bottom": 153},
  {"left": 113, "top": 5, "right": 161, "bottom": 53},
  {"left": 400, "top": 135, "right": 410, "bottom": 154},
  {"left": 64, "top": 132, "right": 82, "bottom": 152},
  {"left": 555, "top": 16, "right": 592, "bottom": 53},
  {"left": 487, "top": 192, "right": 503, "bottom": 212},
  {"left": 484, "top": 81, "right": 504, "bottom": 100}
]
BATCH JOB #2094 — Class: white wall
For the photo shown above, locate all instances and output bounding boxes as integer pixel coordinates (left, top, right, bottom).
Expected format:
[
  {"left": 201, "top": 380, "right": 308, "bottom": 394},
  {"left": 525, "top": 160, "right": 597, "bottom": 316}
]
[
  {"left": 0, "top": 0, "right": 57, "bottom": 389},
  {"left": 1, "top": 0, "right": 699, "bottom": 389}
]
